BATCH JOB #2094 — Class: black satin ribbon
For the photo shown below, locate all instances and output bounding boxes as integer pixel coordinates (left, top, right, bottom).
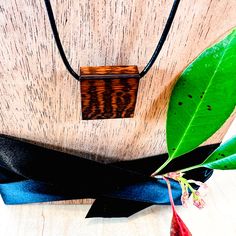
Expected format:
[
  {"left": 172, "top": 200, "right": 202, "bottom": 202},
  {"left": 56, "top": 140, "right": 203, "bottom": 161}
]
[{"left": 0, "top": 135, "right": 218, "bottom": 217}]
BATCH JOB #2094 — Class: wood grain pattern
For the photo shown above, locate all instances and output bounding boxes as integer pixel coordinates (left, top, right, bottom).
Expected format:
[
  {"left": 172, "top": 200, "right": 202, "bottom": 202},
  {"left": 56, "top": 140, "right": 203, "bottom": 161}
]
[
  {"left": 0, "top": 0, "right": 236, "bottom": 205},
  {"left": 80, "top": 66, "right": 140, "bottom": 77},
  {"left": 80, "top": 65, "right": 140, "bottom": 119}
]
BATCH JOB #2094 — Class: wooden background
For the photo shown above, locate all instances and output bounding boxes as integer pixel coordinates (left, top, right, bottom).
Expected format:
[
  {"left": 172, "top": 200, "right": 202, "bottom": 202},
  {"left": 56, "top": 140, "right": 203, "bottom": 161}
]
[
  {"left": 0, "top": 0, "right": 236, "bottom": 235},
  {"left": 0, "top": 0, "right": 235, "bottom": 163}
]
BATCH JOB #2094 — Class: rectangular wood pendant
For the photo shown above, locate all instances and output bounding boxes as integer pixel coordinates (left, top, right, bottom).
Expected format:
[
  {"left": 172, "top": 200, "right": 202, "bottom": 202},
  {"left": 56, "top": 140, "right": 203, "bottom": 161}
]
[{"left": 80, "top": 65, "right": 140, "bottom": 120}]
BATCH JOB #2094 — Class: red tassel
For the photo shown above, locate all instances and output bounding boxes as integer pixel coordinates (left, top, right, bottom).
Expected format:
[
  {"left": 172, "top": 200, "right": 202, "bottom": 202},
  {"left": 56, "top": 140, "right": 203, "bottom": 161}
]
[{"left": 163, "top": 177, "right": 192, "bottom": 236}]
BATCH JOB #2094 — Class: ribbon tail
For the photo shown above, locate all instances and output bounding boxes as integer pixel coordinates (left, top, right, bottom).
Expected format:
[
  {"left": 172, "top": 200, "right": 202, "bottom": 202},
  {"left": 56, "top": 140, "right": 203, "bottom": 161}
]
[{"left": 86, "top": 198, "right": 152, "bottom": 218}]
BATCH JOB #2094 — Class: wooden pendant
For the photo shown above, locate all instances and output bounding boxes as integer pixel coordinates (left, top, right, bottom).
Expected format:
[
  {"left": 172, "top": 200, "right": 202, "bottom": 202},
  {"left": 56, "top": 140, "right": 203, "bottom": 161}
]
[{"left": 80, "top": 65, "right": 140, "bottom": 120}]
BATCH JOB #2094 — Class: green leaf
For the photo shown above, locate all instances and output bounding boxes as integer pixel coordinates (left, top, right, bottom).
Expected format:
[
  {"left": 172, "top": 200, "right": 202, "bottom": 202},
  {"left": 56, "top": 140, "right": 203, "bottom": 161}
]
[
  {"left": 167, "top": 29, "right": 236, "bottom": 159},
  {"left": 201, "top": 136, "right": 236, "bottom": 170}
]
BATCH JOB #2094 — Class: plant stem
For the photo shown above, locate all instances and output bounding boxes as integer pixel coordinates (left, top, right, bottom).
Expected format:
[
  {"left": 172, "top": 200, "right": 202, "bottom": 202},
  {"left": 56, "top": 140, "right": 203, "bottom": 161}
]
[
  {"left": 163, "top": 177, "right": 175, "bottom": 209},
  {"left": 151, "top": 158, "right": 172, "bottom": 176},
  {"left": 177, "top": 164, "right": 202, "bottom": 173},
  {"left": 179, "top": 177, "right": 195, "bottom": 193}
]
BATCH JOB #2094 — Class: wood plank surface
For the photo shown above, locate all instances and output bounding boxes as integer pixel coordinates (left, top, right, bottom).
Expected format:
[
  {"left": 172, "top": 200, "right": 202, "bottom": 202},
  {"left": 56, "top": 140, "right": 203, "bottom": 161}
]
[
  {"left": 0, "top": 0, "right": 235, "bottom": 207},
  {"left": 0, "top": 0, "right": 235, "bottom": 161},
  {"left": 0, "top": 0, "right": 236, "bottom": 234}
]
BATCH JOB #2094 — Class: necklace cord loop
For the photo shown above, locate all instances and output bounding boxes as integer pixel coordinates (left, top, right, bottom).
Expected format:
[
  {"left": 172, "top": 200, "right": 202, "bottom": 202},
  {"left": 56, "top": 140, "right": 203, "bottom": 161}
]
[
  {"left": 44, "top": 0, "right": 81, "bottom": 81},
  {"left": 44, "top": 0, "right": 180, "bottom": 81},
  {"left": 139, "top": 0, "right": 180, "bottom": 78}
]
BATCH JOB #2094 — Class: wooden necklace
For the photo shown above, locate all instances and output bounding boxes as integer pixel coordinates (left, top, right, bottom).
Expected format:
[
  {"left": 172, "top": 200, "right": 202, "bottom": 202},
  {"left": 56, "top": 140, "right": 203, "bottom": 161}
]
[{"left": 44, "top": 0, "right": 180, "bottom": 120}]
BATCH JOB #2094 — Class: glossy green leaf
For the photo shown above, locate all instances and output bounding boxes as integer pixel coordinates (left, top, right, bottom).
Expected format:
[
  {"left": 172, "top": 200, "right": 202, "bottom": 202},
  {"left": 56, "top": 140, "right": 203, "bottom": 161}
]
[
  {"left": 201, "top": 136, "right": 236, "bottom": 170},
  {"left": 167, "top": 29, "right": 236, "bottom": 159}
]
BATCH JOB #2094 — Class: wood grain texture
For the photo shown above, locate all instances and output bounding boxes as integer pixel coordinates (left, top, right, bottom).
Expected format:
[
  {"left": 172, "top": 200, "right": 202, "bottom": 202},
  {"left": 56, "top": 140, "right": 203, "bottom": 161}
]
[
  {"left": 80, "top": 65, "right": 140, "bottom": 77},
  {"left": 80, "top": 65, "right": 140, "bottom": 119},
  {"left": 0, "top": 0, "right": 236, "bottom": 206}
]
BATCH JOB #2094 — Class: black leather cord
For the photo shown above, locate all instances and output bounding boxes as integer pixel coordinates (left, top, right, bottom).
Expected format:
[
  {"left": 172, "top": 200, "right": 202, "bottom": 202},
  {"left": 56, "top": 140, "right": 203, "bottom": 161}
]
[
  {"left": 139, "top": 0, "right": 180, "bottom": 78},
  {"left": 44, "top": 0, "right": 80, "bottom": 81},
  {"left": 44, "top": 0, "right": 180, "bottom": 80}
]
